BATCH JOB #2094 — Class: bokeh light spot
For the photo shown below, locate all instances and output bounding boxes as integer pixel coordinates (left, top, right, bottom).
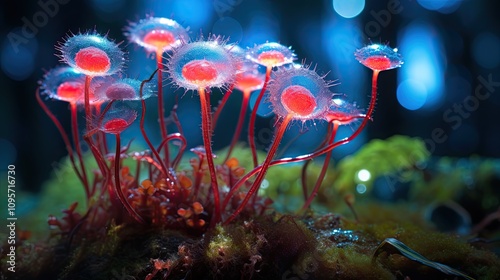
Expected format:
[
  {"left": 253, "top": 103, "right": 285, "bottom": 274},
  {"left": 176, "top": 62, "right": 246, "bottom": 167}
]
[
  {"left": 417, "top": 0, "right": 463, "bottom": 14},
  {"left": 333, "top": 0, "right": 365, "bottom": 19},
  {"left": 357, "top": 169, "right": 371, "bottom": 182},
  {"left": 472, "top": 32, "right": 500, "bottom": 69},
  {"left": 397, "top": 79, "right": 427, "bottom": 110},
  {"left": 1, "top": 40, "right": 35, "bottom": 81}
]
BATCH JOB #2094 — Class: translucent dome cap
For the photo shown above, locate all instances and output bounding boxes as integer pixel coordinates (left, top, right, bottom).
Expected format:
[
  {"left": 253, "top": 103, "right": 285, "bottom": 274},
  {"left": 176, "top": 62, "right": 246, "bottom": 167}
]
[
  {"left": 98, "top": 105, "right": 137, "bottom": 134},
  {"left": 58, "top": 32, "right": 125, "bottom": 76},
  {"left": 40, "top": 66, "right": 101, "bottom": 105},
  {"left": 324, "top": 98, "right": 365, "bottom": 124},
  {"left": 354, "top": 44, "right": 403, "bottom": 71},
  {"left": 125, "top": 17, "right": 189, "bottom": 53},
  {"left": 94, "top": 77, "right": 156, "bottom": 101},
  {"left": 166, "top": 38, "right": 238, "bottom": 90},
  {"left": 247, "top": 42, "right": 295, "bottom": 68},
  {"left": 268, "top": 65, "right": 333, "bottom": 121},
  {"left": 226, "top": 45, "right": 265, "bottom": 92}
]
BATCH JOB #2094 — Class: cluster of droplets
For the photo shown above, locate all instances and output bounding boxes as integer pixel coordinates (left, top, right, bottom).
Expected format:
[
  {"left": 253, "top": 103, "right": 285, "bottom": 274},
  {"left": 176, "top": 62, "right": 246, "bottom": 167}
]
[{"left": 37, "top": 15, "right": 403, "bottom": 231}]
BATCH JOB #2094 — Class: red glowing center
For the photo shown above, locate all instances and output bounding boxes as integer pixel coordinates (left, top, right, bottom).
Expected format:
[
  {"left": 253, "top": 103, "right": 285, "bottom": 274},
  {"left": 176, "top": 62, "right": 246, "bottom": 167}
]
[
  {"left": 281, "top": 85, "right": 317, "bottom": 116},
  {"left": 143, "top": 30, "right": 176, "bottom": 49},
  {"left": 74, "top": 46, "right": 111, "bottom": 74},
  {"left": 257, "top": 51, "right": 285, "bottom": 67},
  {"left": 182, "top": 60, "right": 218, "bottom": 86},
  {"left": 57, "top": 81, "right": 83, "bottom": 101},
  {"left": 235, "top": 74, "right": 263, "bottom": 91},
  {"left": 103, "top": 118, "right": 128, "bottom": 134},
  {"left": 363, "top": 56, "right": 392, "bottom": 71}
]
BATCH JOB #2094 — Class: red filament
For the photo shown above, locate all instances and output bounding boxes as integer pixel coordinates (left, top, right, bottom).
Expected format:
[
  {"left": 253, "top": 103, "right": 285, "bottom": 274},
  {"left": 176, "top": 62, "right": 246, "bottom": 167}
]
[
  {"left": 281, "top": 85, "right": 317, "bottom": 116},
  {"left": 75, "top": 46, "right": 111, "bottom": 74}
]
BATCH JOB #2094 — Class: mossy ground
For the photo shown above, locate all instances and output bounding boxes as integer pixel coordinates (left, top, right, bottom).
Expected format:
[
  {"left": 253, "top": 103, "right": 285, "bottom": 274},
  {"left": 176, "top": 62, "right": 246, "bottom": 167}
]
[
  {"left": 4, "top": 205, "right": 500, "bottom": 279},
  {"left": 3, "top": 139, "right": 499, "bottom": 279}
]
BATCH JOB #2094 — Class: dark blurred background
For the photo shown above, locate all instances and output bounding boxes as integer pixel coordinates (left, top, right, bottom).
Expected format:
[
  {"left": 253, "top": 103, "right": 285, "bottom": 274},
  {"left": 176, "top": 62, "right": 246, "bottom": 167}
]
[{"left": 1, "top": 0, "right": 499, "bottom": 193}]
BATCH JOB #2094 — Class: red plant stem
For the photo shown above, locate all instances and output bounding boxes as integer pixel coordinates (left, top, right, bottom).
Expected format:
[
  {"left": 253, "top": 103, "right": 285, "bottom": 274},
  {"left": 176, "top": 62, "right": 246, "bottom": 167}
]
[
  {"left": 224, "top": 89, "right": 250, "bottom": 162},
  {"left": 198, "top": 87, "right": 221, "bottom": 225},
  {"left": 300, "top": 124, "right": 333, "bottom": 200},
  {"left": 248, "top": 67, "right": 272, "bottom": 167},
  {"left": 138, "top": 70, "right": 168, "bottom": 177},
  {"left": 70, "top": 103, "right": 90, "bottom": 199},
  {"left": 114, "top": 134, "right": 146, "bottom": 224},
  {"left": 224, "top": 114, "right": 292, "bottom": 225},
  {"left": 35, "top": 89, "right": 83, "bottom": 183},
  {"left": 346, "top": 69, "right": 379, "bottom": 140},
  {"left": 84, "top": 75, "right": 92, "bottom": 133},
  {"left": 223, "top": 70, "right": 381, "bottom": 212},
  {"left": 212, "top": 84, "right": 234, "bottom": 131},
  {"left": 192, "top": 155, "right": 204, "bottom": 200},
  {"left": 83, "top": 134, "right": 109, "bottom": 183},
  {"left": 157, "top": 133, "right": 187, "bottom": 169},
  {"left": 140, "top": 99, "right": 168, "bottom": 177},
  {"left": 156, "top": 51, "right": 170, "bottom": 167},
  {"left": 301, "top": 121, "right": 339, "bottom": 211},
  {"left": 95, "top": 104, "right": 109, "bottom": 156}
]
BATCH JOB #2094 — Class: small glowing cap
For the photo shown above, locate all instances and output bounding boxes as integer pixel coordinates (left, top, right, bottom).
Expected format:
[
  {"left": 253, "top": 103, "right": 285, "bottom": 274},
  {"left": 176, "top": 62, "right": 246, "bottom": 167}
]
[
  {"left": 40, "top": 66, "right": 100, "bottom": 105},
  {"left": 98, "top": 105, "right": 137, "bottom": 134},
  {"left": 268, "top": 65, "right": 332, "bottom": 120},
  {"left": 354, "top": 44, "right": 403, "bottom": 71},
  {"left": 166, "top": 39, "right": 237, "bottom": 90},
  {"left": 94, "top": 77, "right": 156, "bottom": 101},
  {"left": 58, "top": 32, "right": 125, "bottom": 76},
  {"left": 247, "top": 42, "right": 295, "bottom": 68},
  {"left": 324, "top": 98, "right": 365, "bottom": 124},
  {"left": 126, "top": 17, "right": 189, "bottom": 53}
]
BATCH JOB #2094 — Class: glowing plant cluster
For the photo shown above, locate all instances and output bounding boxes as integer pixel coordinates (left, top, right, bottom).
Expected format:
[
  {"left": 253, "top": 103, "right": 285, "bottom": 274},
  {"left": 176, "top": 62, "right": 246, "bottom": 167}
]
[{"left": 37, "top": 16, "right": 402, "bottom": 234}]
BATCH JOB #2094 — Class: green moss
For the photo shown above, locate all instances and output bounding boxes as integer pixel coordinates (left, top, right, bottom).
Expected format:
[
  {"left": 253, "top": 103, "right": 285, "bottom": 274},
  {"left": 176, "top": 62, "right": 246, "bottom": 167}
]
[
  {"left": 334, "top": 135, "right": 429, "bottom": 194},
  {"left": 319, "top": 245, "right": 394, "bottom": 279}
]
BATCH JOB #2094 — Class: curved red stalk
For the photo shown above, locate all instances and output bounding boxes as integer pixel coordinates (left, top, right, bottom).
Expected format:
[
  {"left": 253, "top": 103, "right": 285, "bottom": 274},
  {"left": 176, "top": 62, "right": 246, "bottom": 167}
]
[
  {"left": 138, "top": 70, "right": 169, "bottom": 177},
  {"left": 35, "top": 88, "right": 84, "bottom": 185},
  {"left": 224, "top": 114, "right": 292, "bottom": 225},
  {"left": 224, "top": 89, "right": 250, "bottom": 162},
  {"left": 140, "top": 99, "right": 168, "bottom": 178},
  {"left": 94, "top": 104, "right": 109, "bottom": 156},
  {"left": 212, "top": 84, "right": 234, "bottom": 131},
  {"left": 155, "top": 51, "right": 170, "bottom": 167},
  {"left": 198, "top": 87, "right": 221, "bottom": 225},
  {"left": 84, "top": 75, "right": 92, "bottom": 132},
  {"left": 114, "top": 134, "right": 146, "bottom": 224},
  {"left": 157, "top": 132, "right": 187, "bottom": 169},
  {"left": 192, "top": 153, "right": 204, "bottom": 200},
  {"left": 70, "top": 103, "right": 90, "bottom": 199},
  {"left": 82, "top": 133, "right": 109, "bottom": 184},
  {"left": 301, "top": 121, "right": 339, "bottom": 211},
  {"left": 300, "top": 124, "right": 333, "bottom": 200},
  {"left": 248, "top": 67, "right": 272, "bottom": 167}
]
